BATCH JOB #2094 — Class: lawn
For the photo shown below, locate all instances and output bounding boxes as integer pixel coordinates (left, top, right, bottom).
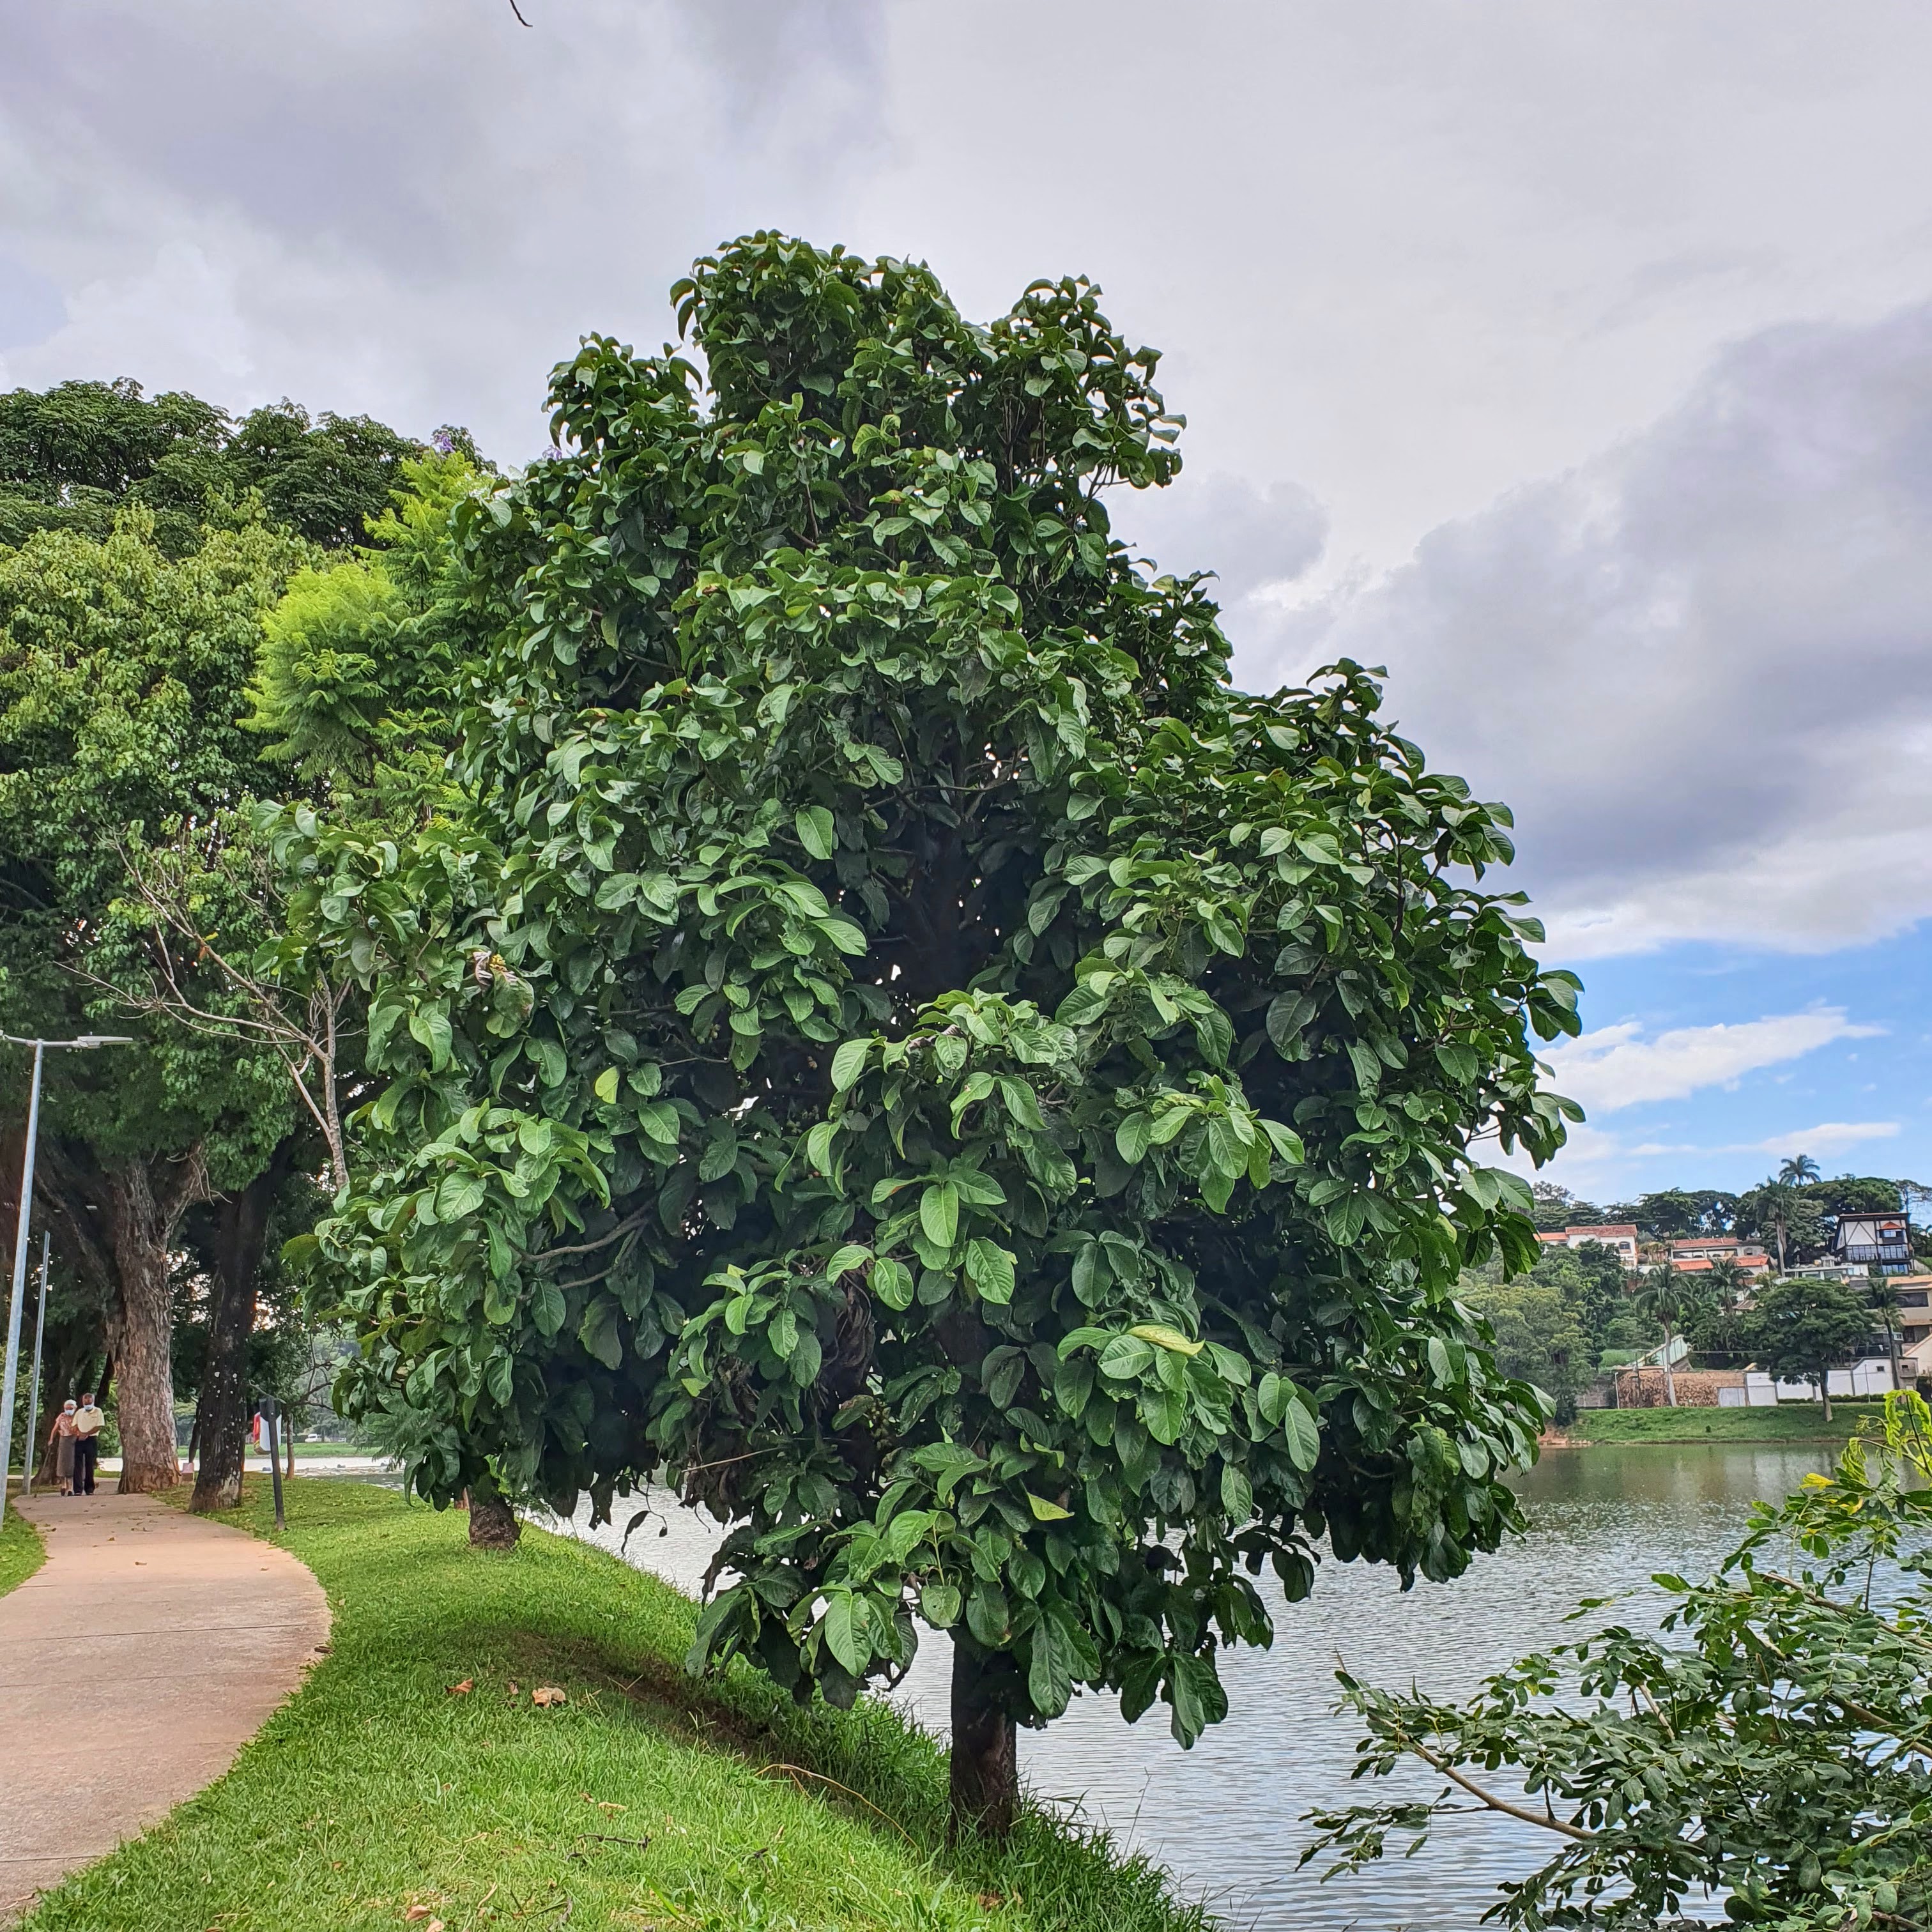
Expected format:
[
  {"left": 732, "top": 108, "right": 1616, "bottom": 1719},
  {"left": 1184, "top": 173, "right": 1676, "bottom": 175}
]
[
  {"left": 1565, "top": 1401, "right": 1887, "bottom": 1445},
  {"left": 0, "top": 1498, "right": 44, "bottom": 1597},
  {"left": 22, "top": 1480, "right": 1206, "bottom": 1932}
]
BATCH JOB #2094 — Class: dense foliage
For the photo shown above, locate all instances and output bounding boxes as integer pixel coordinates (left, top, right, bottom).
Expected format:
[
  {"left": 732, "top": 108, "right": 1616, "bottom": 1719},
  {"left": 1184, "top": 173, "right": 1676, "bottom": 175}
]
[
  {"left": 0, "top": 376, "right": 427, "bottom": 555},
  {"left": 1308, "top": 1392, "right": 1932, "bottom": 1930},
  {"left": 289, "top": 234, "right": 1583, "bottom": 1824}
]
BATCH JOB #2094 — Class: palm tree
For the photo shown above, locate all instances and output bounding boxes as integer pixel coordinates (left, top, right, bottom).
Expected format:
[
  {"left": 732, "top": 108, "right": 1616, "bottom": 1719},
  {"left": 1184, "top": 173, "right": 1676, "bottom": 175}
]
[
  {"left": 1756, "top": 1172, "right": 1800, "bottom": 1274},
  {"left": 1703, "top": 1257, "right": 1750, "bottom": 1353},
  {"left": 1778, "top": 1154, "right": 1822, "bottom": 1187},
  {"left": 1634, "top": 1267, "right": 1692, "bottom": 1407}
]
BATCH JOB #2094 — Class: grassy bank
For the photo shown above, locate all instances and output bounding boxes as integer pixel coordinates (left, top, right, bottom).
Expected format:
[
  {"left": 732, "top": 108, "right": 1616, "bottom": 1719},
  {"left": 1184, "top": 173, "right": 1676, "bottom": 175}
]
[
  {"left": 0, "top": 1498, "right": 44, "bottom": 1597},
  {"left": 1562, "top": 1401, "right": 1885, "bottom": 1446},
  {"left": 24, "top": 1480, "right": 1204, "bottom": 1932}
]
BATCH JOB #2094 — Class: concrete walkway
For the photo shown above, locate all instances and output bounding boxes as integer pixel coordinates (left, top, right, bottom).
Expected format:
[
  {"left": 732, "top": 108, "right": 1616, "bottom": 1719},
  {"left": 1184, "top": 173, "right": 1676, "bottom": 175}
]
[{"left": 0, "top": 1491, "right": 330, "bottom": 1922}]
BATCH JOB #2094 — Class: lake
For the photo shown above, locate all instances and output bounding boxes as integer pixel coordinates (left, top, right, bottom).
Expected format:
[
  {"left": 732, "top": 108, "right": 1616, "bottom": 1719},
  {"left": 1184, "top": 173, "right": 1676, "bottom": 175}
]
[{"left": 553, "top": 1443, "right": 1836, "bottom": 1930}]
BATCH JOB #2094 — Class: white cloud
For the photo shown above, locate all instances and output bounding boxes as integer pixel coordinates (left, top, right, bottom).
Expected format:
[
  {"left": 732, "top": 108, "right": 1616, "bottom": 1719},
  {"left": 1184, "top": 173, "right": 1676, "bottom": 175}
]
[
  {"left": 1540, "top": 1008, "right": 1881, "bottom": 1114},
  {"left": 1627, "top": 1120, "right": 1900, "bottom": 1158},
  {"left": 1292, "top": 303, "right": 1932, "bottom": 956}
]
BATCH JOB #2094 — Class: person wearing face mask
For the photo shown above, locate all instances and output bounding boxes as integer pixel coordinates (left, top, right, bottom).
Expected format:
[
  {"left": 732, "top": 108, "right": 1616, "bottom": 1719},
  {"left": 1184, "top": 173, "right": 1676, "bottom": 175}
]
[
  {"left": 71, "top": 1393, "right": 103, "bottom": 1496},
  {"left": 49, "top": 1400, "right": 78, "bottom": 1496}
]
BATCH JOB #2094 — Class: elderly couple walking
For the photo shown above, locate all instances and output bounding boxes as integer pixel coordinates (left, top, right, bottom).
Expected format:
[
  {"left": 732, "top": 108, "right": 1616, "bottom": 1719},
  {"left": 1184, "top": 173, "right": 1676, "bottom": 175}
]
[{"left": 47, "top": 1395, "right": 104, "bottom": 1496}]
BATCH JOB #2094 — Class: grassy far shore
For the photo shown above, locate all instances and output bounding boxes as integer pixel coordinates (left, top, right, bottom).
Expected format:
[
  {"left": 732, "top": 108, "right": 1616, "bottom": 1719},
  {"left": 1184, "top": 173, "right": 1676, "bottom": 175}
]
[
  {"left": 1558, "top": 1399, "right": 1889, "bottom": 1446},
  {"left": 23, "top": 1480, "right": 1205, "bottom": 1932},
  {"left": 0, "top": 1496, "right": 45, "bottom": 1597}
]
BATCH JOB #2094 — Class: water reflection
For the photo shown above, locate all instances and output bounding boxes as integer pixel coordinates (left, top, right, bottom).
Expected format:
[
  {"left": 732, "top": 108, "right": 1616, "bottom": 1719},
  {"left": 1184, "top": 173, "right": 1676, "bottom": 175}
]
[{"left": 553, "top": 1445, "right": 1835, "bottom": 1930}]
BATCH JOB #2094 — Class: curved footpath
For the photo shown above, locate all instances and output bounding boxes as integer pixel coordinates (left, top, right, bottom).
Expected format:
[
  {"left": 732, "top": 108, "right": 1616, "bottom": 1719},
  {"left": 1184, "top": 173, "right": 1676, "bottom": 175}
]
[{"left": 0, "top": 1491, "right": 330, "bottom": 1922}]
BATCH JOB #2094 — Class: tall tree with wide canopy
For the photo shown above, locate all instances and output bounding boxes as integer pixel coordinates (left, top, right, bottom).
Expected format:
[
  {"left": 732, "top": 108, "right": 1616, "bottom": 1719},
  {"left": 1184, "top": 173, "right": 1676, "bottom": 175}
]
[
  {"left": 300, "top": 234, "right": 1583, "bottom": 1834},
  {"left": 0, "top": 512, "right": 306, "bottom": 1488}
]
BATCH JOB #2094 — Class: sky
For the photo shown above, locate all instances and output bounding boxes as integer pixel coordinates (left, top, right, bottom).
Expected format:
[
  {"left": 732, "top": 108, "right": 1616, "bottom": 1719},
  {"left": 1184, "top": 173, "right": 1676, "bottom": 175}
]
[{"left": 4, "top": 1, "right": 1931, "bottom": 1207}]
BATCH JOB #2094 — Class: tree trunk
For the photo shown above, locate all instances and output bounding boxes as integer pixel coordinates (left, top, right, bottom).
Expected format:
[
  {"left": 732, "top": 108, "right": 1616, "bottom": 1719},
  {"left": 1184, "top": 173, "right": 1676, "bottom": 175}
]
[
  {"left": 1820, "top": 1367, "right": 1833, "bottom": 1423},
  {"left": 948, "top": 1641, "right": 1018, "bottom": 1842},
  {"left": 105, "top": 1151, "right": 208, "bottom": 1492},
  {"left": 190, "top": 1145, "right": 290, "bottom": 1514},
  {"left": 467, "top": 1473, "right": 520, "bottom": 1550},
  {"left": 1662, "top": 1325, "right": 1678, "bottom": 1407}
]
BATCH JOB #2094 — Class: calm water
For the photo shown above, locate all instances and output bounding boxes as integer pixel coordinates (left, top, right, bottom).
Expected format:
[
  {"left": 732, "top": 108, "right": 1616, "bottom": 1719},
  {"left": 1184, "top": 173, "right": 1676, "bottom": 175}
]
[{"left": 555, "top": 1444, "right": 1835, "bottom": 1930}]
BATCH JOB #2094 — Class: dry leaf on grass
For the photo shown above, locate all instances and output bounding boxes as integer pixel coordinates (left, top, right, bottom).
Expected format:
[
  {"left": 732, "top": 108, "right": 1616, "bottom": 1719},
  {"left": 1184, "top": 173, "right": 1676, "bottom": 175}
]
[
  {"left": 532, "top": 1685, "right": 567, "bottom": 1707},
  {"left": 445, "top": 1679, "right": 473, "bottom": 1696}
]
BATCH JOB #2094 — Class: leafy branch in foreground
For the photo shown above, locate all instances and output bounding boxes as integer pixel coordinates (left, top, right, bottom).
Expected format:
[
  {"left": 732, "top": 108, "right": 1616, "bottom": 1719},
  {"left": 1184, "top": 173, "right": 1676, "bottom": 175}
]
[{"left": 1305, "top": 1390, "right": 1932, "bottom": 1929}]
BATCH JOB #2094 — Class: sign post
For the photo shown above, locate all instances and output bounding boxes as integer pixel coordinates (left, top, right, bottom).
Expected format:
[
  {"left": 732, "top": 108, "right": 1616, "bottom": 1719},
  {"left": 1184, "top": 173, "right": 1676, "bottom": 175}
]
[{"left": 261, "top": 1394, "right": 285, "bottom": 1531}]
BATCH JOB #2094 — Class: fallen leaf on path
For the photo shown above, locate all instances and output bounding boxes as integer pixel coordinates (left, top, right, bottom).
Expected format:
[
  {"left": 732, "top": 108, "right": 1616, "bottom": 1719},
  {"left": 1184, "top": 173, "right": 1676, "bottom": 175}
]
[
  {"left": 445, "top": 1679, "right": 474, "bottom": 1695},
  {"left": 532, "top": 1685, "right": 567, "bottom": 1707}
]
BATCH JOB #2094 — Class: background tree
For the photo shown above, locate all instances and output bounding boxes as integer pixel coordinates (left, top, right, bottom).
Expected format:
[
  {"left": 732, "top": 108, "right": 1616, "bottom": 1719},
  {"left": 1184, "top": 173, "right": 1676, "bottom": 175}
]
[
  {"left": 0, "top": 378, "right": 427, "bottom": 556},
  {"left": 1747, "top": 1275, "right": 1873, "bottom": 1420},
  {"left": 0, "top": 512, "right": 309, "bottom": 1487},
  {"left": 1632, "top": 1266, "right": 1693, "bottom": 1406},
  {"left": 92, "top": 447, "right": 483, "bottom": 1506},
  {"left": 293, "top": 234, "right": 1584, "bottom": 1836},
  {"left": 1457, "top": 1275, "right": 1590, "bottom": 1424}
]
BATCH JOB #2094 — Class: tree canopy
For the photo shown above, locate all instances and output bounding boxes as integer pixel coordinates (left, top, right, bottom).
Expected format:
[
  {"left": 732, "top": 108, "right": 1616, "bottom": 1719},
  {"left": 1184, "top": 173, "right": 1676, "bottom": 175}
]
[
  {"left": 0, "top": 510, "right": 309, "bottom": 1485},
  {"left": 295, "top": 234, "right": 1584, "bottom": 1832},
  {"left": 0, "top": 377, "right": 428, "bottom": 555}
]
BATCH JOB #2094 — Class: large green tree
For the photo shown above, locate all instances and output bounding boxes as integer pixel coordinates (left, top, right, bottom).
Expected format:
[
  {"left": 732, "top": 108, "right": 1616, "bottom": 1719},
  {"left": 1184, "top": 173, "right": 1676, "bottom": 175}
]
[
  {"left": 1748, "top": 1275, "right": 1874, "bottom": 1422},
  {"left": 0, "top": 377, "right": 424, "bottom": 555},
  {"left": 296, "top": 234, "right": 1583, "bottom": 1834},
  {"left": 0, "top": 512, "right": 308, "bottom": 1487}
]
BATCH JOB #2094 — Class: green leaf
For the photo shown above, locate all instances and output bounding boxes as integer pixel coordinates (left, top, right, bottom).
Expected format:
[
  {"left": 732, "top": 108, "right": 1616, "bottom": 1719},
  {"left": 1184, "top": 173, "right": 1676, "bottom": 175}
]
[
  {"left": 822, "top": 1593, "right": 864, "bottom": 1675},
  {"left": 594, "top": 1066, "right": 620, "bottom": 1104},
  {"left": 830, "top": 1038, "right": 870, "bottom": 1092},
  {"left": 822, "top": 1243, "right": 870, "bottom": 1282},
  {"left": 1098, "top": 1333, "right": 1154, "bottom": 1380},
  {"left": 1025, "top": 1491, "right": 1072, "bottom": 1521},
  {"left": 794, "top": 804, "right": 836, "bottom": 859},
  {"left": 920, "top": 1181, "right": 959, "bottom": 1250},
  {"left": 964, "top": 1236, "right": 1016, "bottom": 1304},
  {"left": 409, "top": 1004, "right": 454, "bottom": 1071},
  {"left": 920, "top": 1579, "right": 962, "bottom": 1627},
  {"left": 1116, "top": 1113, "right": 1153, "bottom": 1164},
  {"left": 1027, "top": 1613, "right": 1075, "bottom": 1718},
  {"left": 1220, "top": 1464, "right": 1254, "bottom": 1520},
  {"left": 531, "top": 1279, "right": 567, "bottom": 1338},
  {"left": 579, "top": 1295, "right": 624, "bottom": 1369},
  {"left": 1282, "top": 1400, "right": 1321, "bottom": 1471},
  {"left": 871, "top": 1257, "right": 914, "bottom": 1310}
]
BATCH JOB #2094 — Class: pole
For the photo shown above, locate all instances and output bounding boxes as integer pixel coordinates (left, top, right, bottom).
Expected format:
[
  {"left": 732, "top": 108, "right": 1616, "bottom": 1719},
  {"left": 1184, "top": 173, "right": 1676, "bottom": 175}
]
[
  {"left": 22, "top": 1233, "right": 49, "bottom": 1499},
  {"left": 1, "top": 1043, "right": 45, "bottom": 1526},
  {"left": 263, "top": 1393, "right": 285, "bottom": 1531}
]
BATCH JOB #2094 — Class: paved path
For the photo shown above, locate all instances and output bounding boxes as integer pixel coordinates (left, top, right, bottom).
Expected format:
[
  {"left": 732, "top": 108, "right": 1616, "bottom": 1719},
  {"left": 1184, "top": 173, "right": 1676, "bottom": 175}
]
[{"left": 0, "top": 1492, "right": 330, "bottom": 1922}]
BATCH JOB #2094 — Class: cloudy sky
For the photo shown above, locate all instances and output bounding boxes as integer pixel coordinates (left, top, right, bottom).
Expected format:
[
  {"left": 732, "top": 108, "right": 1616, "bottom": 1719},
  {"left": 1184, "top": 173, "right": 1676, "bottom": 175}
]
[{"left": 6, "top": 0, "right": 1931, "bottom": 1205}]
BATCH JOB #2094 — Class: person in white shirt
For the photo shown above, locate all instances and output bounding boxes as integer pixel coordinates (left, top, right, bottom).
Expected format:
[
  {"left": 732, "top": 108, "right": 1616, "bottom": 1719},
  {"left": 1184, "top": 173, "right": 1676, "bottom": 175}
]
[{"left": 71, "top": 1393, "right": 103, "bottom": 1495}]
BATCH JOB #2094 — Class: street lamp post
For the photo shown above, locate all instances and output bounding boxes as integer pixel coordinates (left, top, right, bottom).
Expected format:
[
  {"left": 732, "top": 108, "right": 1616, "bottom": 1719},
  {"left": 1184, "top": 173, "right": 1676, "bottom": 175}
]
[{"left": 3, "top": 1035, "right": 132, "bottom": 1525}]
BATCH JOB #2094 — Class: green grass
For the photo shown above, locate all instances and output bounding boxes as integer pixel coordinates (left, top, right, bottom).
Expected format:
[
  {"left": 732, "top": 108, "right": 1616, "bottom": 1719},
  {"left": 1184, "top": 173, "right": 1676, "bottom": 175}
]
[
  {"left": 1565, "top": 1400, "right": 1887, "bottom": 1445},
  {"left": 22, "top": 1480, "right": 1206, "bottom": 1932},
  {"left": 0, "top": 1496, "right": 45, "bottom": 1597}
]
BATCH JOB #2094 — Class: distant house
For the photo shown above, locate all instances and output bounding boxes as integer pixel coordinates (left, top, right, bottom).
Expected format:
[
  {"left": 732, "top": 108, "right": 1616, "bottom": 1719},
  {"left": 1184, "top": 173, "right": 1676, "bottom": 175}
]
[
  {"left": 1895, "top": 1276, "right": 1931, "bottom": 1373},
  {"left": 1667, "top": 1237, "right": 1772, "bottom": 1275},
  {"left": 1833, "top": 1212, "right": 1913, "bottom": 1275},
  {"left": 1536, "top": 1223, "right": 1640, "bottom": 1272}
]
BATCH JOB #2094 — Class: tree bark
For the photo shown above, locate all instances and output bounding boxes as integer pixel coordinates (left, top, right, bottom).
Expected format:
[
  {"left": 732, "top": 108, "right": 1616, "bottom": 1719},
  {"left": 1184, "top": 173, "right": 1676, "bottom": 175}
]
[
  {"left": 1820, "top": 1365, "right": 1833, "bottom": 1423},
  {"left": 949, "top": 1641, "right": 1018, "bottom": 1842},
  {"left": 190, "top": 1142, "right": 292, "bottom": 1514},
  {"left": 105, "top": 1149, "right": 209, "bottom": 1492},
  {"left": 467, "top": 1472, "right": 520, "bottom": 1550}
]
